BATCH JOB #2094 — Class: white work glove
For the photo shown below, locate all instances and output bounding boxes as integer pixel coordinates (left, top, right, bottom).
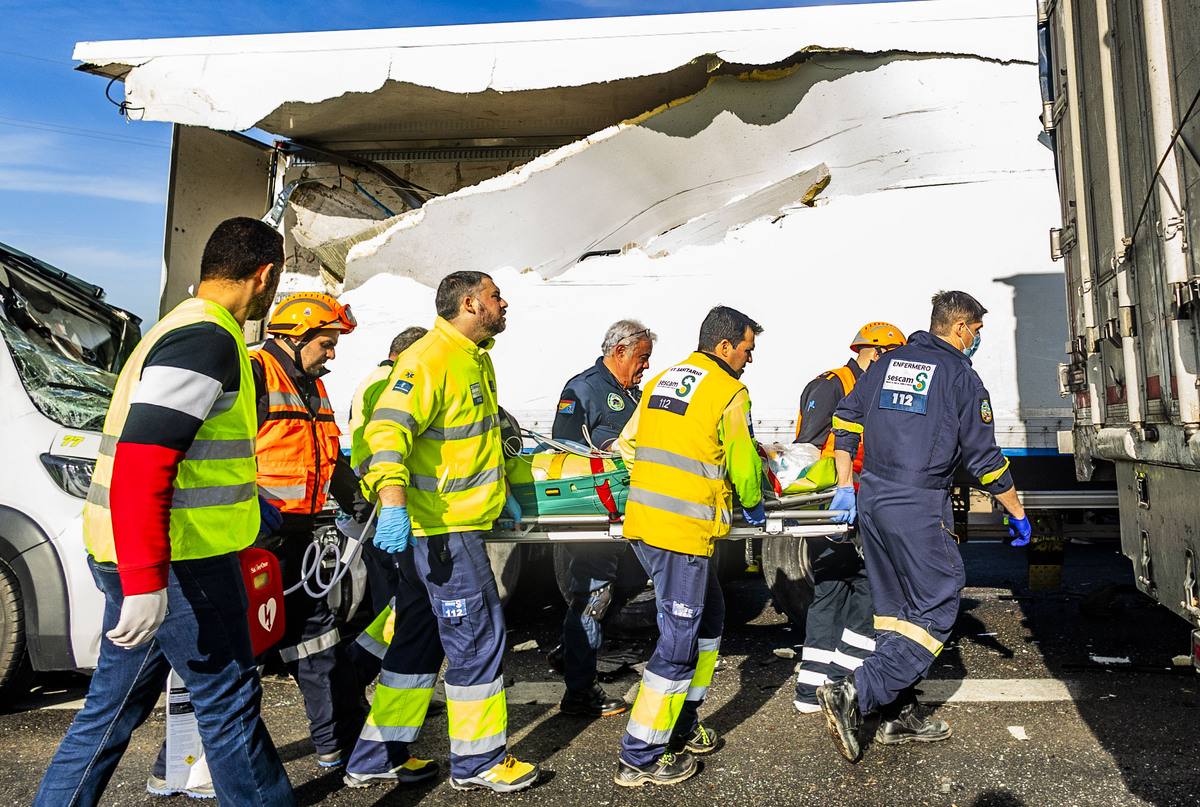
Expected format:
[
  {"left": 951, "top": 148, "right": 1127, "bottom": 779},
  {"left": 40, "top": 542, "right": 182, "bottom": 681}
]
[{"left": 106, "top": 589, "right": 168, "bottom": 648}]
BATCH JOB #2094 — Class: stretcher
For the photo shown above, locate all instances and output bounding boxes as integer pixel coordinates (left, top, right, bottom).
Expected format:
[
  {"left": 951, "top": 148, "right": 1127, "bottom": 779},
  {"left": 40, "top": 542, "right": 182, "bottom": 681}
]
[{"left": 490, "top": 439, "right": 848, "bottom": 544}]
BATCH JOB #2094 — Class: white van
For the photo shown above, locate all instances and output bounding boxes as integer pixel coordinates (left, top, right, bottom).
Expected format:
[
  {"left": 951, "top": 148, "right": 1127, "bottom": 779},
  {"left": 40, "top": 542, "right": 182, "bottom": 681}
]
[{"left": 0, "top": 241, "right": 141, "bottom": 699}]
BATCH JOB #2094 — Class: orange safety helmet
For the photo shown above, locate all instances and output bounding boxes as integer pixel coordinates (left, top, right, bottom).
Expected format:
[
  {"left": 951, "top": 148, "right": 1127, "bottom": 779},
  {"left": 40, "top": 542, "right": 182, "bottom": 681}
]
[
  {"left": 850, "top": 321, "right": 906, "bottom": 353},
  {"left": 266, "top": 292, "right": 356, "bottom": 338}
]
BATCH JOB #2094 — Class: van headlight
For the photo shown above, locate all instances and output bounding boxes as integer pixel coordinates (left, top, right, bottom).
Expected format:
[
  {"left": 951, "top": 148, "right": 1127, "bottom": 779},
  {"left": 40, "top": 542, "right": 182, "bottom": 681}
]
[{"left": 41, "top": 454, "right": 95, "bottom": 499}]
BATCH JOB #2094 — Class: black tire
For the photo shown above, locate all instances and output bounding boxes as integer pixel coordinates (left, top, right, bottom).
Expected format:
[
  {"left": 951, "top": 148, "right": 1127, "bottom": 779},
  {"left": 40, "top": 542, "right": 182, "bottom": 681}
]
[
  {"left": 0, "top": 558, "right": 31, "bottom": 702},
  {"left": 761, "top": 534, "right": 814, "bottom": 627},
  {"left": 486, "top": 543, "right": 523, "bottom": 608},
  {"left": 713, "top": 538, "right": 750, "bottom": 583},
  {"left": 552, "top": 543, "right": 657, "bottom": 634}
]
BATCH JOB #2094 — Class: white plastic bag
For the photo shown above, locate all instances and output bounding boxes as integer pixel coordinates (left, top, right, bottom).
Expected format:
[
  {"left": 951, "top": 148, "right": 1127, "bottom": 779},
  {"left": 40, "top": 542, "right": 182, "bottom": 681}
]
[{"left": 763, "top": 442, "right": 822, "bottom": 490}]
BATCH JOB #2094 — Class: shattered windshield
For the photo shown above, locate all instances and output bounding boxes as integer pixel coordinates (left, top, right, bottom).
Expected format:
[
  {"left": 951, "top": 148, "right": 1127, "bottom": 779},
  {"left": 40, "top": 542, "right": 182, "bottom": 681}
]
[{"left": 0, "top": 256, "right": 130, "bottom": 431}]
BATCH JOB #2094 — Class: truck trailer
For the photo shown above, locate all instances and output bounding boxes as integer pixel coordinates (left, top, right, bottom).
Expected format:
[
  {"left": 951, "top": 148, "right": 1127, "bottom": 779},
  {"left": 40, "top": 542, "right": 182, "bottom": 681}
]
[
  {"left": 1041, "top": 0, "right": 1200, "bottom": 648},
  {"left": 68, "top": 0, "right": 1112, "bottom": 626}
]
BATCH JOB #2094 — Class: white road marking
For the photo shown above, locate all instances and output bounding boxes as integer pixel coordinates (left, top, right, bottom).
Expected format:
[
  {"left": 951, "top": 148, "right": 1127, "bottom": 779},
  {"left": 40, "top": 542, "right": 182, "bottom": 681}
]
[{"left": 920, "top": 678, "right": 1079, "bottom": 702}]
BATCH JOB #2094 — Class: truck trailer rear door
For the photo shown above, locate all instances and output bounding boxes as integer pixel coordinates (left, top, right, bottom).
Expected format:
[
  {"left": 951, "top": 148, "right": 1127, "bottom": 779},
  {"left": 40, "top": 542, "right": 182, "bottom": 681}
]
[{"left": 162, "top": 126, "right": 274, "bottom": 319}]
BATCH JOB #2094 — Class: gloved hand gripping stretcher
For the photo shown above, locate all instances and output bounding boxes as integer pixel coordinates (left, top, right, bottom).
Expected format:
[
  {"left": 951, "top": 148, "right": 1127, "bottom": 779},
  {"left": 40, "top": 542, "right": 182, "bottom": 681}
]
[{"left": 489, "top": 432, "right": 849, "bottom": 543}]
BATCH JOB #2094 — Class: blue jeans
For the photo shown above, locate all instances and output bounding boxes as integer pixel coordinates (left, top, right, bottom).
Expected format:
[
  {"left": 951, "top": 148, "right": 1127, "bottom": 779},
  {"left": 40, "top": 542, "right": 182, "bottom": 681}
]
[{"left": 33, "top": 555, "right": 295, "bottom": 807}]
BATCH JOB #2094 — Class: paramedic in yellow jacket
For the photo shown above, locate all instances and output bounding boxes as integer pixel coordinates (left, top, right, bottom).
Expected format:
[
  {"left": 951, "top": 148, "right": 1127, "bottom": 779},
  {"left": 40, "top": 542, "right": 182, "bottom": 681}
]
[
  {"left": 359, "top": 271, "right": 539, "bottom": 794},
  {"left": 613, "top": 305, "right": 767, "bottom": 788}
]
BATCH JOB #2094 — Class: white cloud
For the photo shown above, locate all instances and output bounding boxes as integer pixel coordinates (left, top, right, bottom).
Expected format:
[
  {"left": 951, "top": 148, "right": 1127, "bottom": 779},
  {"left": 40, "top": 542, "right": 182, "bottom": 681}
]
[
  {"left": 0, "top": 131, "right": 56, "bottom": 166},
  {"left": 0, "top": 167, "right": 163, "bottom": 204}
]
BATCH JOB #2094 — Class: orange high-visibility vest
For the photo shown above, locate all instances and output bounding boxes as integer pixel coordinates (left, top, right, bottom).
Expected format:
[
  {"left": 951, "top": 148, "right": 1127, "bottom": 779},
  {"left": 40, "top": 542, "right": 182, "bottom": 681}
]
[
  {"left": 796, "top": 364, "right": 864, "bottom": 474},
  {"left": 251, "top": 347, "right": 342, "bottom": 515}
]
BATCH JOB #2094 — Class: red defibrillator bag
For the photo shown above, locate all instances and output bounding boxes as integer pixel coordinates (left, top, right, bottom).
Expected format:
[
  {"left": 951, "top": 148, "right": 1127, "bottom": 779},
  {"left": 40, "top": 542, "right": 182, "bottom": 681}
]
[{"left": 239, "top": 547, "right": 285, "bottom": 656}]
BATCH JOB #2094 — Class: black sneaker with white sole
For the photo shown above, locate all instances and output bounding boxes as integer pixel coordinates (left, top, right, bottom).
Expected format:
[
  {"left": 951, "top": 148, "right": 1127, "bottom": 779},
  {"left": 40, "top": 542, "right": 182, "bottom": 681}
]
[
  {"left": 613, "top": 751, "right": 698, "bottom": 787},
  {"left": 343, "top": 757, "right": 439, "bottom": 788},
  {"left": 668, "top": 722, "right": 721, "bottom": 755}
]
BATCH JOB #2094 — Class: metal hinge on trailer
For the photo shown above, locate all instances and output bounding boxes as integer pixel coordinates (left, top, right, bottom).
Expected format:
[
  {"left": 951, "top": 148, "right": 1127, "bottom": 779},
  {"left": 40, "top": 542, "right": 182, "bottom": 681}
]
[
  {"left": 1170, "top": 278, "right": 1200, "bottom": 320},
  {"left": 1057, "top": 361, "right": 1088, "bottom": 396},
  {"left": 1050, "top": 223, "right": 1076, "bottom": 261}
]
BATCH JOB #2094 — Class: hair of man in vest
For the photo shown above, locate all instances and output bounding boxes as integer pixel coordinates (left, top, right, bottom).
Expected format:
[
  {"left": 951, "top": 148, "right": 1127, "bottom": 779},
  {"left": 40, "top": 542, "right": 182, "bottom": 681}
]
[
  {"left": 697, "top": 305, "right": 764, "bottom": 353},
  {"left": 200, "top": 217, "right": 285, "bottom": 283},
  {"left": 389, "top": 326, "right": 428, "bottom": 358},
  {"left": 601, "top": 319, "right": 657, "bottom": 357},
  {"left": 929, "top": 290, "right": 988, "bottom": 335},
  {"left": 435, "top": 271, "right": 492, "bottom": 320}
]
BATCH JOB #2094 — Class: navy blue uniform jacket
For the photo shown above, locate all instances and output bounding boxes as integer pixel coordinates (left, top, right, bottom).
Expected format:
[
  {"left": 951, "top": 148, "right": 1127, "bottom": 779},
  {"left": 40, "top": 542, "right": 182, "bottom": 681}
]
[
  {"left": 831, "top": 330, "right": 1013, "bottom": 494},
  {"left": 552, "top": 357, "right": 640, "bottom": 449}
]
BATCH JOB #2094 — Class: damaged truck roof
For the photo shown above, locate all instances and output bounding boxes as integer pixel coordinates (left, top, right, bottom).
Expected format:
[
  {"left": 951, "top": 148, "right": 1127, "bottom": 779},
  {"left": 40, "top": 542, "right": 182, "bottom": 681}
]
[{"left": 73, "top": 0, "right": 1035, "bottom": 141}]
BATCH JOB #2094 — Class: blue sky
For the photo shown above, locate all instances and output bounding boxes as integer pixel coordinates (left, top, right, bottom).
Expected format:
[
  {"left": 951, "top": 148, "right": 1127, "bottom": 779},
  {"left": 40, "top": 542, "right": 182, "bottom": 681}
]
[{"left": 0, "top": 0, "right": 912, "bottom": 325}]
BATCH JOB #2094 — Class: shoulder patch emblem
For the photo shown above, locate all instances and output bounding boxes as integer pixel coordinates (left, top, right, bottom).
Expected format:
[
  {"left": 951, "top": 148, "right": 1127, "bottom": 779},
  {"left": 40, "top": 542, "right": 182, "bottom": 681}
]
[
  {"left": 558, "top": 400, "right": 576, "bottom": 415},
  {"left": 404, "top": 371, "right": 415, "bottom": 379},
  {"left": 392, "top": 380, "right": 413, "bottom": 394},
  {"left": 980, "top": 398, "right": 993, "bottom": 424},
  {"left": 607, "top": 393, "right": 625, "bottom": 411}
]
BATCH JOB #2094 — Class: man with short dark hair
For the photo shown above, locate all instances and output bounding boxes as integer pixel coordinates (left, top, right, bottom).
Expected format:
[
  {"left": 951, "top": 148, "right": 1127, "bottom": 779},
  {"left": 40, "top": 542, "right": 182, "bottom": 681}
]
[
  {"left": 817, "top": 290, "right": 1032, "bottom": 764},
  {"left": 612, "top": 305, "right": 766, "bottom": 787},
  {"left": 549, "top": 319, "right": 655, "bottom": 718},
  {"left": 34, "top": 218, "right": 295, "bottom": 807},
  {"left": 360, "top": 271, "right": 539, "bottom": 793}
]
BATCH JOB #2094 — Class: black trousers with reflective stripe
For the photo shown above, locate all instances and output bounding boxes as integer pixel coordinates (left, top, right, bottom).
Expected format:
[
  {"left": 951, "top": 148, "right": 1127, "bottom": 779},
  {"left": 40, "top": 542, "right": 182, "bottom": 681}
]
[{"left": 273, "top": 530, "right": 366, "bottom": 753}]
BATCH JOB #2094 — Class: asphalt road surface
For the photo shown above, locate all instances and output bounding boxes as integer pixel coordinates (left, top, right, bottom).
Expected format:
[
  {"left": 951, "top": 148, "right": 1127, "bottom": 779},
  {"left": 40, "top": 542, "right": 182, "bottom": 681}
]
[{"left": 4, "top": 537, "right": 1198, "bottom": 807}]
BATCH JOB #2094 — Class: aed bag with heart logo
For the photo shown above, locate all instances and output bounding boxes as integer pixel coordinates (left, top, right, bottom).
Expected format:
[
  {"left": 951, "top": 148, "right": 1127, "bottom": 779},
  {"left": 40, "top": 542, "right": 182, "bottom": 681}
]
[{"left": 239, "top": 547, "right": 285, "bottom": 656}]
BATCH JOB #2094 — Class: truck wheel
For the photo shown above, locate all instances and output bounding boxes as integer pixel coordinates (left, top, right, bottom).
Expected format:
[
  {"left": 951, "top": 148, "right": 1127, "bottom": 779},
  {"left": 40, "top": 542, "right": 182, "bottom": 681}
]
[
  {"left": 761, "top": 534, "right": 814, "bottom": 627},
  {"left": 487, "top": 543, "right": 523, "bottom": 608},
  {"left": 552, "top": 544, "right": 657, "bottom": 634},
  {"left": 0, "top": 559, "right": 31, "bottom": 701},
  {"left": 713, "top": 538, "right": 749, "bottom": 583}
]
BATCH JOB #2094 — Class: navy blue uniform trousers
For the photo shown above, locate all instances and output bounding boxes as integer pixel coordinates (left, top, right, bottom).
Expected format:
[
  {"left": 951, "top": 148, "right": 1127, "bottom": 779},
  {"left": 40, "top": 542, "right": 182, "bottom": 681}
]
[
  {"left": 620, "top": 542, "right": 724, "bottom": 767},
  {"left": 794, "top": 536, "right": 874, "bottom": 707},
  {"left": 414, "top": 530, "right": 508, "bottom": 779},
  {"left": 346, "top": 548, "right": 445, "bottom": 776},
  {"left": 853, "top": 472, "right": 964, "bottom": 713}
]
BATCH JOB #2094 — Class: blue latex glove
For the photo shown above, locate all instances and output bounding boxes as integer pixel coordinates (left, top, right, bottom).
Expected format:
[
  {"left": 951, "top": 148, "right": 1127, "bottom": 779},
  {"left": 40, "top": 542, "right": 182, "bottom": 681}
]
[
  {"left": 1008, "top": 514, "right": 1032, "bottom": 547},
  {"left": 829, "top": 485, "right": 857, "bottom": 524},
  {"left": 742, "top": 500, "right": 766, "bottom": 527},
  {"left": 374, "top": 506, "right": 413, "bottom": 553},
  {"left": 257, "top": 496, "right": 282, "bottom": 539},
  {"left": 499, "top": 493, "right": 523, "bottom": 529}
]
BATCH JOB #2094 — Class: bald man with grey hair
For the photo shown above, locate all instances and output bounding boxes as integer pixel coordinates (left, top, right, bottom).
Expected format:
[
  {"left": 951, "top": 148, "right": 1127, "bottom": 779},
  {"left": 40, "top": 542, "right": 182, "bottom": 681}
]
[{"left": 546, "top": 319, "right": 655, "bottom": 718}]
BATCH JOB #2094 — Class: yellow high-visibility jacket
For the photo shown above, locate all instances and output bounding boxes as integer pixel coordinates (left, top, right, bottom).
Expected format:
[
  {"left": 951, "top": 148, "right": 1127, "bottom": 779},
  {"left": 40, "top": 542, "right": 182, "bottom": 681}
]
[
  {"left": 618, "top": 351, "right": 763, "bottom": 556},
  {"left": 361, "top": 317, "right": 505, "bottom": 535},
  {"left": 349, "top": 361, "right": 392, "bottom": 475},
  {"left": 84, "top": 298, "right": 258, "bottom": 566}
]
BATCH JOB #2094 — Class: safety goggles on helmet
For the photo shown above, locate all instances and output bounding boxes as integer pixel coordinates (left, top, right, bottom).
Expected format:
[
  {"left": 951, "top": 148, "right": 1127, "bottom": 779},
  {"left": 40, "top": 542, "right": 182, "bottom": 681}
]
[{"left": 266, "top": 292, "right": 357, "bottom": 338}]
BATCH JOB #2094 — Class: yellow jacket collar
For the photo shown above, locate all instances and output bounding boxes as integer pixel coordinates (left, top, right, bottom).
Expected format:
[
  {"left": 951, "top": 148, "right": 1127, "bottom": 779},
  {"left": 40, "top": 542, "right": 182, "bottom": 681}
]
[{"left": 435, "top": 316, "right": 494, "bottom": 355}]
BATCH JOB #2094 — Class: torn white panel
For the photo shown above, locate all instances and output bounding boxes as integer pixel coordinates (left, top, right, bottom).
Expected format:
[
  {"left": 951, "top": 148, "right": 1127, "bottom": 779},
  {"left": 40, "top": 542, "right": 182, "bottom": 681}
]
[
  {"left": 73, "top": 0, "right": 1036, "bottom": 133},
  {"left": 315, "top": 36, "right": 1062, "bottom": 448},
  {"left": 343, "top": 55, "right": 1038, "bottom": 288}
]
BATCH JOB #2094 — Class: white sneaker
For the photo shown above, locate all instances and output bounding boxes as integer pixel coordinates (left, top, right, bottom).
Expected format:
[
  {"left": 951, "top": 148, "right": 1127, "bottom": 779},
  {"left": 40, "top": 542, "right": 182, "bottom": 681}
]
[{"left": 146, "top": 775, "right": 216, "bottom": 799}]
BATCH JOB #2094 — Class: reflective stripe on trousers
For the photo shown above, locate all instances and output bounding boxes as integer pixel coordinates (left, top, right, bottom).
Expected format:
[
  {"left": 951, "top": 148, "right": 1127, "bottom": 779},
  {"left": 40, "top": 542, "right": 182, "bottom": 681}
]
[
  {"left": 278, "top": 627, "right": 340, "bottom": 663},
  {"left": 445, "top": 676, "right": 507, "bottom": 757},
  {"left": 358, "top": 672, "right": 437, "bottom": 744}
]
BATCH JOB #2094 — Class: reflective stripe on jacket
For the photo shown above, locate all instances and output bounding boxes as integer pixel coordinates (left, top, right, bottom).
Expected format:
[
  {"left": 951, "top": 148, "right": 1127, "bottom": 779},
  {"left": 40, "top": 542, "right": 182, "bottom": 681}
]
[
  {"left": 362, "top": 317, "right": 505, "bottom": 535},
  {"left": 84, "top": 298, "right": 258, "bottom": 562},
  {"left": 618, "top": 351, "right": 762, "bottom": 556},
  {"left": 250, "top": 347, "right": 342, "bottom": 515}
]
